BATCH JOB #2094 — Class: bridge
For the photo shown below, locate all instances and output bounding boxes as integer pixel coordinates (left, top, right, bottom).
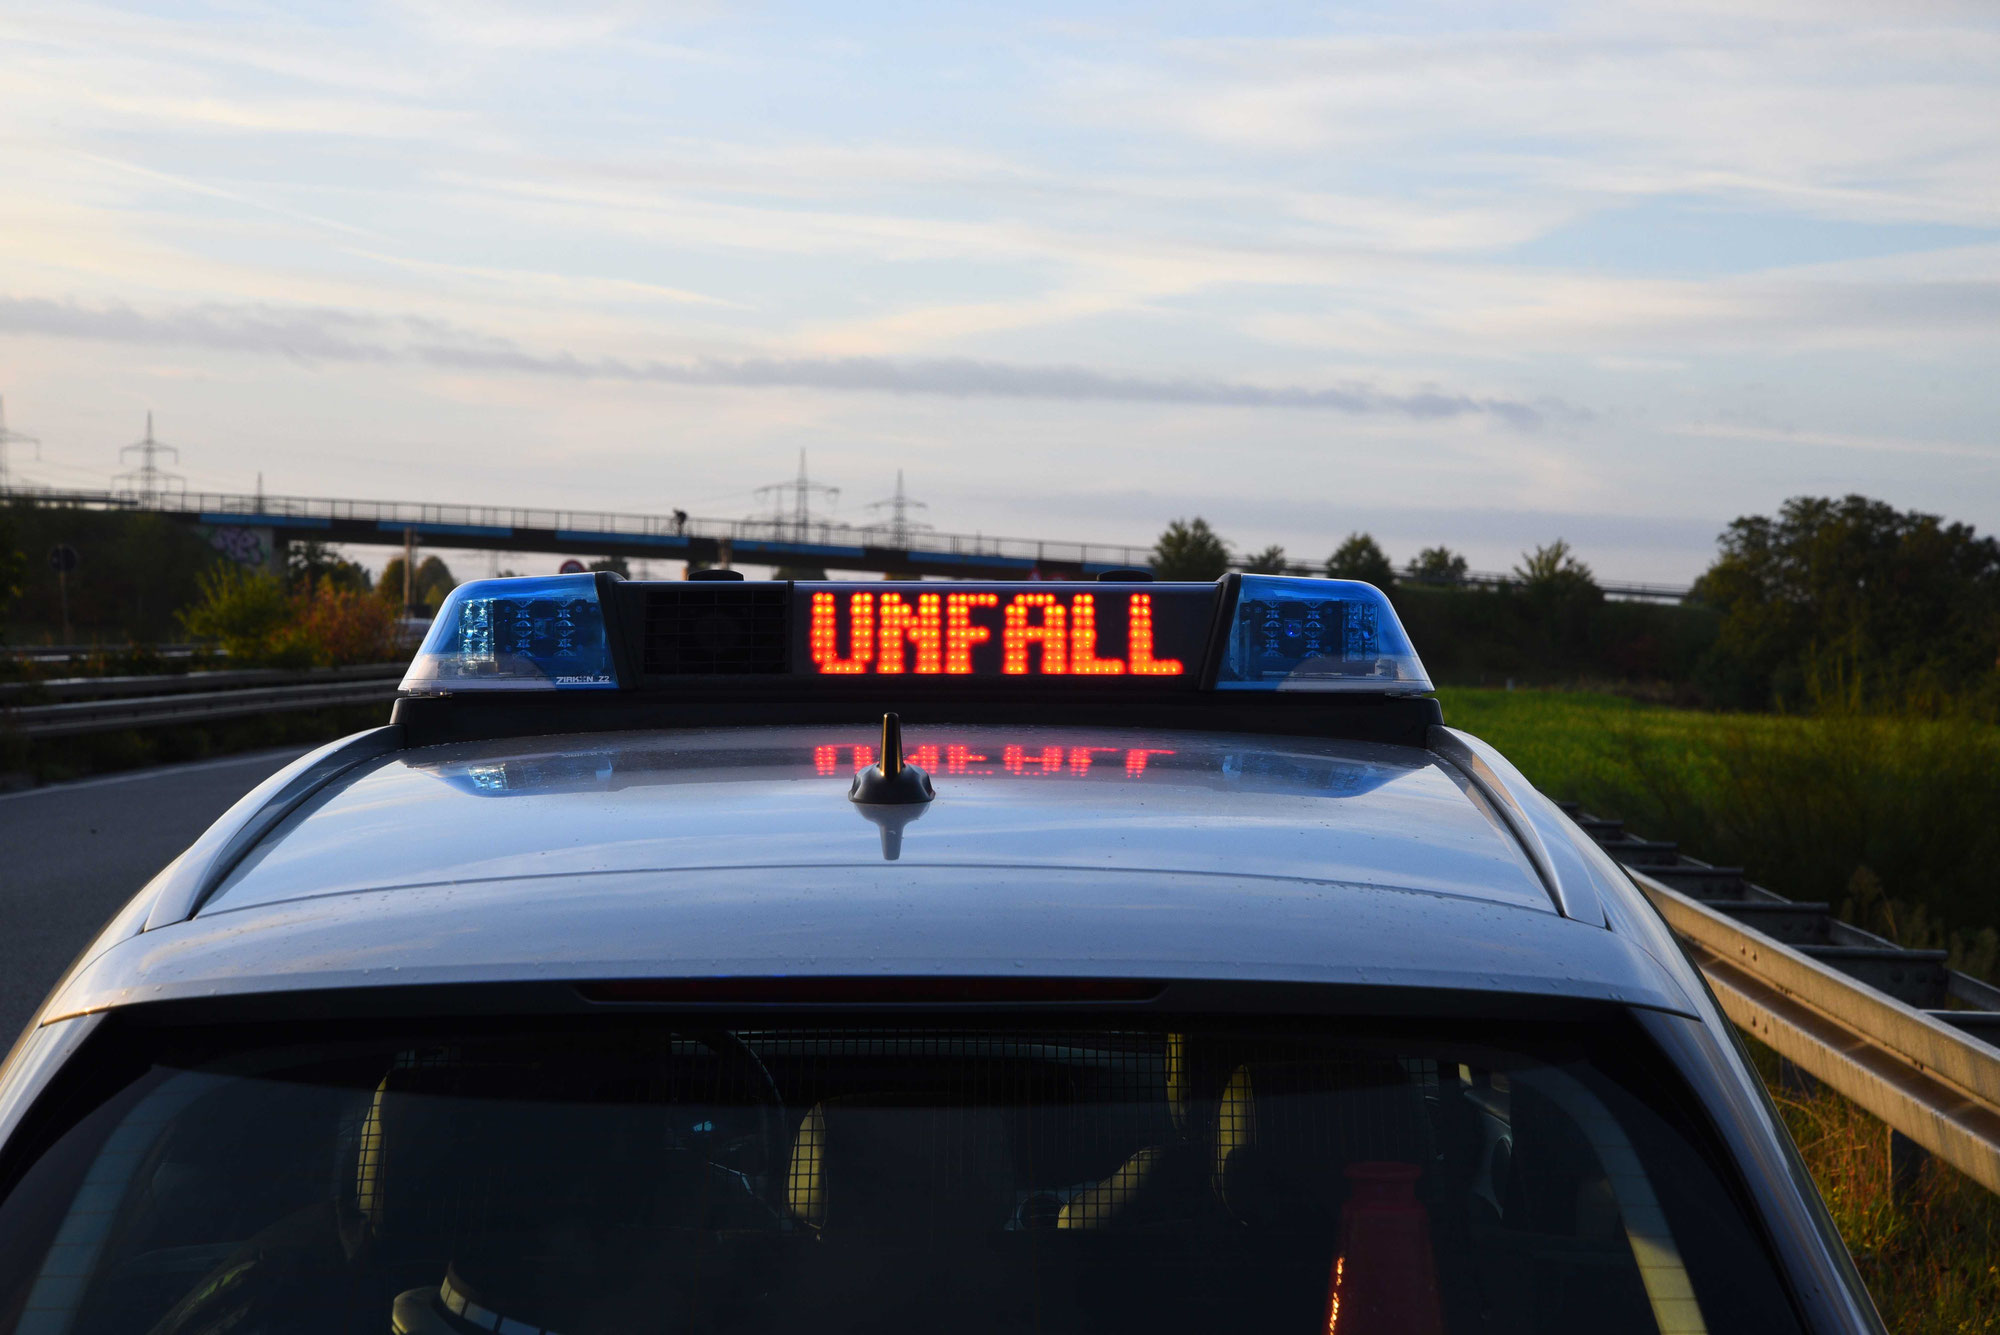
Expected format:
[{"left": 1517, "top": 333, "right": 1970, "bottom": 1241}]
[{"left": 2, "top": 486, "right": 1694, "bottom": 599}]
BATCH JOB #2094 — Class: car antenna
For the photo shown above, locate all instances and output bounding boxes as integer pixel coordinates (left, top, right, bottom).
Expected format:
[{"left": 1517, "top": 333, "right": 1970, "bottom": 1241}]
[{"left": 849, "top": 712, "right": 933, "bottom": 860}]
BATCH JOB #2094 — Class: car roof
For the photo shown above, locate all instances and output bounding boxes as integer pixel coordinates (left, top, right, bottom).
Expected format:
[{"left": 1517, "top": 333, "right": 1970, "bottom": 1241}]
[
  {"left": 205, "top": 725, "right": 1553, "bottom": 915},
  {"left": 42, "top": 723, "right": 1704, "bottom": 1022}
]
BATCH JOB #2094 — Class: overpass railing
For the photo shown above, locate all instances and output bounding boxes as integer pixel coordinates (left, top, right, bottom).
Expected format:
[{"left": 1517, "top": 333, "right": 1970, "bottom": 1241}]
[
  {"left": 2, "top": 486, "right": 1157, "bottom": 572},
  {"left": 2, "top": 485, "right": 1694, "bottom": 599}
]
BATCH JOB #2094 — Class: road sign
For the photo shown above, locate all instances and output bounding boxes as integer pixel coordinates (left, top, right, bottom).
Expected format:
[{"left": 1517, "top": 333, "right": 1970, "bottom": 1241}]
[
  {"left": 558, "top": 559, "right": 586, "bottom": 574},
  {"left": 48, "top": 544, "right": 78, "bottom": 574}
]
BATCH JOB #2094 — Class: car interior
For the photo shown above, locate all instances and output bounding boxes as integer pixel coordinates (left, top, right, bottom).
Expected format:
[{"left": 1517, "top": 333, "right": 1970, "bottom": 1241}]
[{"left": 0, "top": 1019, "right": 1802, "bottom": 1335}]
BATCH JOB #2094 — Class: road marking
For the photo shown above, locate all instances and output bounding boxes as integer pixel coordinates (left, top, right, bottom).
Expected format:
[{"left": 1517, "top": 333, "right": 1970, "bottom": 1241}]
[{"left": 0, "top": 748, "right": 309, "bottom": 804}]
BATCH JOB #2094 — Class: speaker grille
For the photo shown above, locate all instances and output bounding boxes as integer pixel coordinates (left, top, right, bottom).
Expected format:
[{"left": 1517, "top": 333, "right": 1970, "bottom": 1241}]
[{"left": 642, "top": 586, "right": 790, "bottom": 675}]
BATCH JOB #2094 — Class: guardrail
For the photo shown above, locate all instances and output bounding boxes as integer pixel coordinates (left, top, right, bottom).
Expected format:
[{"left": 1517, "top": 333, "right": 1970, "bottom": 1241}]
[
  {"left": 0, "top": 665, "right": 404, "bottom": 739},
  {"left": 1562, "top": 802, "right": 2000, "bottom": 1195},
  {"left": 0, "top": 643, "right": 208, "bottom": 663}
]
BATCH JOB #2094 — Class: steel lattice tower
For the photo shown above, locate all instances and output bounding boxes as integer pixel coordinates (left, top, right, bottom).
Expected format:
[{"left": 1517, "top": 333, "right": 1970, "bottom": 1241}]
[
  {"left": 754, "top": 449, "right": 839, "bottom": 540},
  {"left": 866, "top": 469, "right": 931, "bottom": 548},
  {"left": 113, "top": 412, "right": 187, "bottom": 505}
]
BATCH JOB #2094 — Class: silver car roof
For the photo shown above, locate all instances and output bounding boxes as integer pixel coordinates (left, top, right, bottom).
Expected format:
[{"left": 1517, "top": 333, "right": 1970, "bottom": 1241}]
[
  {"left": 206, "top": 726, "right": 1551, "bottom": 915},
  {"left": 40, "top": 724, "right": 1704, "bottom": 1022}
]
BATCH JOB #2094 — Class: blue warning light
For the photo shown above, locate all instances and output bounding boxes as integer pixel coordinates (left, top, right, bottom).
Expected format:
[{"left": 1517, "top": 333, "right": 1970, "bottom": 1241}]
[
  {"left": 1213, "top": 576, "right": 1431, "bottom": 694},
  {"left": 400, "top": 574, "right": 619, "bottom": 694}
]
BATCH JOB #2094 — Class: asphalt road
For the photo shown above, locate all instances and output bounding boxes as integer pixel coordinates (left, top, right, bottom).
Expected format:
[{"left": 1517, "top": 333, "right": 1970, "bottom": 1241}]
[{"left": 1, "top": 747, "right": 308, "bottom": 1048}]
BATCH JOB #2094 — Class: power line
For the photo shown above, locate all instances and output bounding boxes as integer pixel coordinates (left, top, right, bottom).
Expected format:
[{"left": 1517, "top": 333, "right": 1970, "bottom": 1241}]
[
  {"left": 0, "top": 396, "right": 41, "bottom": 491},
  {"left": 112, "top": 411, "right": 187, "bottom": 506}
]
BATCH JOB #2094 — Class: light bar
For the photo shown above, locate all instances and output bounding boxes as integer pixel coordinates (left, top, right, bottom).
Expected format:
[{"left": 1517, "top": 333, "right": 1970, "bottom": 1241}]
[
  {"left": 394, "top": 573, "right": 1432, "bottom": 698},
  {"left": 1213, "top": 576, "right": 1431, "bottom": 694},
  {"left": 400, "top": 574, "right": 618, "bottom": 694}
]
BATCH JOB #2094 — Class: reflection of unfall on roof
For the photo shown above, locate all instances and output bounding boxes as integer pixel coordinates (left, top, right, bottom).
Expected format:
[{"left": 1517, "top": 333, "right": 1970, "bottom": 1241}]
[
  {"left": 812, "top": 743, "right": 1175, "bottom": 777},
  {"left": 807, "top": 590, "right": 1184, "bottom": 677}
]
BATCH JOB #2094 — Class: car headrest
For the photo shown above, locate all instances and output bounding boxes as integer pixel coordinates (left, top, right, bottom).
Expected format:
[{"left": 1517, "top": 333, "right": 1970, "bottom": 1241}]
[
  {"left": 787, "top": 1094, "right": 1014, "bottom": 1234},
  {"left": 355, "top": 1049, "right": 768, "bottom": 1259},
  {"left": 1212, "top": 1059, "right": 1431, "bottom": 1228}
]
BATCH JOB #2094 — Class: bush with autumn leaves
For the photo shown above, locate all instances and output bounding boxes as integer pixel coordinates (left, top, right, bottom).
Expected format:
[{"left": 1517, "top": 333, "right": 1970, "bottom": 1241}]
[{"left": 179, "top": 562, "right": 400, "bottom": 667}]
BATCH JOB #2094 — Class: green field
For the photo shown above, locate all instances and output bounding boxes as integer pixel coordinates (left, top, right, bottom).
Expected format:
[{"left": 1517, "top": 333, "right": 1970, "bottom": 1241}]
[{"left": 1435, "top": 688, "right": 2000, "bottom": 975}]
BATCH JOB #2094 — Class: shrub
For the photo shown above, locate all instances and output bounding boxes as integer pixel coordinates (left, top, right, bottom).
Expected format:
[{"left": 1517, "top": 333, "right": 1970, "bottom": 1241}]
[
  {"left": 179, "top": 565, "right": 400, "bottom": 667},
  {"left": 291, "top": 584, "right": 398, "bottom": 666},
  {"left": 178, "top": 564, "right": 291, "bottom": 661}
]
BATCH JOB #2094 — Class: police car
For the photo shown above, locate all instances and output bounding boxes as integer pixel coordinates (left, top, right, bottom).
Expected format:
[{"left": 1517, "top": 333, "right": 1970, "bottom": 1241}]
[{"left": 0, "top": 573, "right": 1881, "bottom": 1334}]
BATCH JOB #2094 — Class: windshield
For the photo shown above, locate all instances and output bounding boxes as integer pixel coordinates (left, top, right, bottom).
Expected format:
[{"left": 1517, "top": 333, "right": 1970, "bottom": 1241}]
[{"left": 0, "top": 1016, "right": 1798, "bottom": 1335}]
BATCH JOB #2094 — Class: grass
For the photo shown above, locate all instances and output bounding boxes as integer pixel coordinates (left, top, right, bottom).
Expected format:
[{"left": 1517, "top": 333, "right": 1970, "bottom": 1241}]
[
  {"left": 1744, "top": 1040, "right": 2000, "bottom": 1332},
  {"left": 1435, "top": 688, "right": 2000, "bottom": 977}
]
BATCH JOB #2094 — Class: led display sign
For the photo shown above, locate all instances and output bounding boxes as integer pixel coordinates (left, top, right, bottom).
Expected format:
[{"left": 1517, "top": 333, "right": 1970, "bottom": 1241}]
[{"left": 795, "top": 583, "right": 1210, "bottom": 680}]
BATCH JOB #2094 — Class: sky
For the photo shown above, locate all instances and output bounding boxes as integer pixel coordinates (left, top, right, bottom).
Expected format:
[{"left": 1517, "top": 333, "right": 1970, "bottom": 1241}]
[{"left": 1, "top": 0, "right": 1997, "bottom": 583}]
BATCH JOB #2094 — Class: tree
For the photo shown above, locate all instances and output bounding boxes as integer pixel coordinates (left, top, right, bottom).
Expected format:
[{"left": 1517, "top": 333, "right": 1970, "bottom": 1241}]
[
  {"left": 290, "top": 587, "right": 398, "bottom": 666},
  {"left": 1405, "top": 546, "right": 1468, "bottom": 584},
  {"left": 1325, "top": 533, "right": 1395, "bottom": 588},
  {"left": 1242, "top": 544, "right": 1289, "bottom": 575},
  {"left": 287, "top": 539, "right": 371, "bottom": 595},
  {"left": 587, "top": 556, "right": 630, "bottom": 578},
  {"left": 378, "top": 554, "right": 458, "bottom": 613},
  {"left": 1690, "top": 496, "right": 2000, "bottom": 712},
  {"left": 1152, "top": 518, "right": 1230, "bottom": 580},
  {"left": 1515, "top": 537, "right": 1601, "bottom": 597}
]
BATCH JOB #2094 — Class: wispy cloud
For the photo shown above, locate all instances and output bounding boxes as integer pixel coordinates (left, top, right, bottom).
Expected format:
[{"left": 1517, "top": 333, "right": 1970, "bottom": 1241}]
[
  {"left": 0, "top": 295, "right": 1568, "bottom": 427},
  {"left": 1671, "top": 421, "right": 2000, "bottom": 462}
]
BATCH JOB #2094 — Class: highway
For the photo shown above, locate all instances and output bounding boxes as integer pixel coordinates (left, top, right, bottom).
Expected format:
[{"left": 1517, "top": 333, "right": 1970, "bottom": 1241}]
[{"left": 0, "top": 747, "right": 307, "bottom": 1047}]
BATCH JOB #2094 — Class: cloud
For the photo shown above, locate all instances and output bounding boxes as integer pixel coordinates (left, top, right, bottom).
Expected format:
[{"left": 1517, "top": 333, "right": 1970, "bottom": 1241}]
[
  {"left": 1671, "top": 421, "right": 2000, "bottom": 462},
  {"left": 0, "top": 295, "right": 1570, "bottom": 428}
]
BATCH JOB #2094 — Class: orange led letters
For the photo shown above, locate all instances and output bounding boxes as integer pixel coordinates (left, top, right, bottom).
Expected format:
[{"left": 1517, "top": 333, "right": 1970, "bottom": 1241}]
[
  {"left": 1126, "top": 593, "right": 1183, "bottom": 676},
  {"left": 1068, "top": 594, "right": 1125, "bottom": 675},
  {"left": 1002, "top": 593, "right": 1068, "bottom": 675},
  {"left": 877, "top": 593, "right": 943, "bottom": 674},
  {"left": 812, "top": 589, "right": 1182, "bottom": 677},
  {"left": 944, "top": 593, "right": 998, "bottom": 674},
  {"left": 810, "top": 592, "right": 873, "bottom": 674}
]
